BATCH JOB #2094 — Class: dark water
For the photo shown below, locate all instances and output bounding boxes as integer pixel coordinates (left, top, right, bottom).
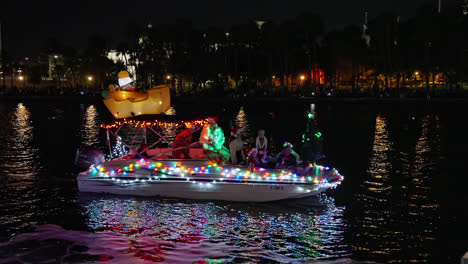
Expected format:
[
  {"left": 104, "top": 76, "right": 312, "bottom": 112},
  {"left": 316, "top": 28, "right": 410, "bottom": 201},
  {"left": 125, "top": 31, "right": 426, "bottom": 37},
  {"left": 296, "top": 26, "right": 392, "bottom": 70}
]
[{"left": 0, "top": 100, "right": 467, "bottom": 263}]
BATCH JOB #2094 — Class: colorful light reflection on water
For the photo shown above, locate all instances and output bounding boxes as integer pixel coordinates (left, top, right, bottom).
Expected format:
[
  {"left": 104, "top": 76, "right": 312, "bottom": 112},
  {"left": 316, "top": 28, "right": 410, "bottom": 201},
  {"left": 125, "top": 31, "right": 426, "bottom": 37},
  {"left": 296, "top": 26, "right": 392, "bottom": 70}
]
[
  {"left": 0, "top": 101, "right": 465, "bottom": 263},
  {"left": 81, "top": 194, "right": 349, "bottom": 261}
]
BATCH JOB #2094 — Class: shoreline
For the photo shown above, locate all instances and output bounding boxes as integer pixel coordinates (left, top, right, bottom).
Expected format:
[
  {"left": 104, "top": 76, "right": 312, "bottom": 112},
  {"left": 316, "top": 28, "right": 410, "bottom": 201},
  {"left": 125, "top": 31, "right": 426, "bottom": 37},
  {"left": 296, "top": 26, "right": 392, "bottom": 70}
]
[{"left": 1, "top": 94, "right": 468, "bottom": 104}]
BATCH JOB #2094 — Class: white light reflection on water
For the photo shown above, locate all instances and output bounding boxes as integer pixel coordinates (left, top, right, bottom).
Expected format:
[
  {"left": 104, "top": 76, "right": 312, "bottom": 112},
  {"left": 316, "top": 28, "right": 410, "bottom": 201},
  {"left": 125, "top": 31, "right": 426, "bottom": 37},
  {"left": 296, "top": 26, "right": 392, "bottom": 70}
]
[
  {"left": 364, "top": 114, "right": 392, "bottom": 193},
  {"left": 80, "top": 105, "right": 101, "bottom": 148},
  {"left": 399, "top": 115, "right": 441, "bottom": 262},
  {"left": 0, "top": 103, "right": 40, "bottom": 178},
  {"left": 0, "top": 103, "right": 44, "bottom": 235},
  {"left": 78, "top": 194, "right": 349, "bottom": 261},
  {"left": 353, "top": 114, "right": 443, "bottom": 263},
  {"left": 353, "top": 114, "right": 397, "bottom": 260}
]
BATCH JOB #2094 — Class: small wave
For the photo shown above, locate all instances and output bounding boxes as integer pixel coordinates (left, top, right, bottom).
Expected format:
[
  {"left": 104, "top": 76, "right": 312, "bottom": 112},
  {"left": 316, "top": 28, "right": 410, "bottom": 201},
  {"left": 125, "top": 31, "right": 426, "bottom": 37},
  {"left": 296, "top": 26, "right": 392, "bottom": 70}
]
[
  {"left": 0, "top": 224, "right": 316, "bottom": 263},
  {"left": 0, "top": 224, "right": 377, "bottom": 263}
]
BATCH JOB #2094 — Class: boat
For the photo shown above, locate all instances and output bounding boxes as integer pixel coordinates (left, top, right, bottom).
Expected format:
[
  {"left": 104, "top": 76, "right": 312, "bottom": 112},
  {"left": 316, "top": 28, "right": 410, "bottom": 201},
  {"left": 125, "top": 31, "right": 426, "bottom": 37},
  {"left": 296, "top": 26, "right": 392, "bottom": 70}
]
[{"left": 77, "top": 116, "right": 344, "bottom": 202}]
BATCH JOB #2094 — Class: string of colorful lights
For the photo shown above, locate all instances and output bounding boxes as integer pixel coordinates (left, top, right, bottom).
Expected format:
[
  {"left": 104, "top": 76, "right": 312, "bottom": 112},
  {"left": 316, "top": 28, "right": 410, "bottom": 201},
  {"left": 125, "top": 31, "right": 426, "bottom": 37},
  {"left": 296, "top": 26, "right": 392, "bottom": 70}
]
[
  {"left": 101, "top": 118, "right": 211, "bottom": 130},
  {"left": 90, "top": 159, "right": 344, "bottom": 186}
]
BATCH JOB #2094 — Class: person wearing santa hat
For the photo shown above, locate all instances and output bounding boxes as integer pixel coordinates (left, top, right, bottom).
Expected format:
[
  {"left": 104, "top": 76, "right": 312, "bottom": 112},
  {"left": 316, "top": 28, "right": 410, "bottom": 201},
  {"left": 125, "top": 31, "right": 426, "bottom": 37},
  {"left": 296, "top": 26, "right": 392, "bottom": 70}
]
[
  {"left": 229, "top": 127, "right": 245, "bottom": 165},
  {"left": 247, "top": 148, "right": 263, "bottom": 171},
  {"left": 172, "top": 123, "right": 196, "bottom": 159}
]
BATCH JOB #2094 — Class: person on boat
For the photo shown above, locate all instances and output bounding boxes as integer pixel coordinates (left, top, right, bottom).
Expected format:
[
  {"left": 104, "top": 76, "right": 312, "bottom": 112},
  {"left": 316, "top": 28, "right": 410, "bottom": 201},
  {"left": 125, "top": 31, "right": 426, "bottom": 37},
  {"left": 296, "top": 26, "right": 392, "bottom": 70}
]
[
  {"left": 230, "top": 127, "right": 245, "bottom": 165},
  {"left": 116, "top": 71, "right": 136, "bottom": 91},
  {"left": 133, "top": 142, "right": 150, "bottom": 159},
  {"left": 247, "top": 148, "right": 263, "bottom": 170},
  {"left": 274, "top": 142, "right": 300, "bottom": 169},
  {"left": 200, "top": 118, "right": 230, "bottom": 162},
  {"left": 300, "top": 105, "right": 324, "bottom": 162},
  {"left": 172, "top": 124, "right": 196, "bottom": 159},
  {"left": 255, "top": 129, "right": 268, "bottom": 162}
]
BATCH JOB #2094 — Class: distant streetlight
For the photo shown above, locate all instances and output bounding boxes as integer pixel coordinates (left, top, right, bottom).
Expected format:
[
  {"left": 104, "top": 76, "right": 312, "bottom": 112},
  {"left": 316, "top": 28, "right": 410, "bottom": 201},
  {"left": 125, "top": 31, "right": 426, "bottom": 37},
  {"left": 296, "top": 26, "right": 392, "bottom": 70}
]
[
  {"left": 166, "top": 75, "right": 171, "bottom": 80},
  {"left": 18, "top": 75, "right": 26, "bottom": 89},
  {"left": 415, "top": 71, "right": 419, "bottom": 76},
  {"left": 300, "top": 75, "right": 305, "bottom": 81},
  {"left": 87, "top": 76, "right": 93, "bottom": 81},
  {"left": 272, "top": 75, "right": 276, "bottom": 79},
  {"left": 54, "top": 55, "right": 58, "bottom": 59}
]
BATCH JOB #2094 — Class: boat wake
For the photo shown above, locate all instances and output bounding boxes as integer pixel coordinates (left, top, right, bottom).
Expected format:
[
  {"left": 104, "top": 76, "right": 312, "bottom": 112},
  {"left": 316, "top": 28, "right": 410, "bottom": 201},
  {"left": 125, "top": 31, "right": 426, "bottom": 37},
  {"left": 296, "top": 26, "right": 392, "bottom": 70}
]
[{"left": 0, "top": 224, "right": 365, "bottom": 263}]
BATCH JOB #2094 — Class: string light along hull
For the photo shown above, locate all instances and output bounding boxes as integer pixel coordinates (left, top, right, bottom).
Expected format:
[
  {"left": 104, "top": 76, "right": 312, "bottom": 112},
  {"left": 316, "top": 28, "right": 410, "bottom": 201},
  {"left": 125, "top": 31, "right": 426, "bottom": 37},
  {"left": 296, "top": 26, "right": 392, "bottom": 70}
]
[{"left": 77, "top": 158, "right": 344, "bottom": 202}]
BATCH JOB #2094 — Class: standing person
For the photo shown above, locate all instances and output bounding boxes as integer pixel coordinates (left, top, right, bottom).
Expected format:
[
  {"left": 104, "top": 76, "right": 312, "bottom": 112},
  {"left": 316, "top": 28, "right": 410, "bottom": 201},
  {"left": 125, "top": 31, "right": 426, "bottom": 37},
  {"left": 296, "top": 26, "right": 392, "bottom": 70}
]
[
  {"left": 172, "top": 124, "right": 196, "bottom": 159},
  {"left": 200, "top": 118, "right": 230, "bottom": 162},
  {"left": 300, "top": 105, "right": 324, "bottom": 162},
  {"left": 230, "top": 127, "right": 245, "bottom": 165},
  {"left": 255, "top": 129, "right": 268, "bottom": 162}
]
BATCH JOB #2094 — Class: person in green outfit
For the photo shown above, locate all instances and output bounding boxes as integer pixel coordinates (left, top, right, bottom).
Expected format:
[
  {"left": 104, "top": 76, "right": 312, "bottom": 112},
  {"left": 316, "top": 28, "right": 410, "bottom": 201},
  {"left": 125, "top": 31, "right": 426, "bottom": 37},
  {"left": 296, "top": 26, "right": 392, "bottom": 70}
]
[{"left": 200, "top": 118, "right": 230, "bottom": 162}]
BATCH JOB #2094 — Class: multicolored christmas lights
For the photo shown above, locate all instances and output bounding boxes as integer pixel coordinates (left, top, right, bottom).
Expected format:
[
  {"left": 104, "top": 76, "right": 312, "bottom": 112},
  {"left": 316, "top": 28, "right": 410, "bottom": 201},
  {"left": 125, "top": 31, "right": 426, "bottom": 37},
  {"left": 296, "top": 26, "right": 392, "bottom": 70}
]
[
  {"left": 101, "top": 118, "right": 211, "bottom": 130},
  {"left": 90, "top": 159, "right": 344, "bottom": 186}
]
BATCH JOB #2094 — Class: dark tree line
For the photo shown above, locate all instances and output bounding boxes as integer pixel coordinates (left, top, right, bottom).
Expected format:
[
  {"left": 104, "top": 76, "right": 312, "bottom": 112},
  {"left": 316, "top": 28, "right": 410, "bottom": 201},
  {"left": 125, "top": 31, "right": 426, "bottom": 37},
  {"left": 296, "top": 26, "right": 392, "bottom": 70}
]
[{"left": 1, "top": 1, "right": 467, "bottom": 96}]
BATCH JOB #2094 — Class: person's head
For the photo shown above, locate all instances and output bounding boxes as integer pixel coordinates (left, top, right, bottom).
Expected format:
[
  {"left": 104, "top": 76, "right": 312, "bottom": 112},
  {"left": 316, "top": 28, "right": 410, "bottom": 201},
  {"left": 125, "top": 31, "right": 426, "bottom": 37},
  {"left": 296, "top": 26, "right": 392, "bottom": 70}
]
[
  {"left": 258, "top": 129, "right": 265, "bottom": 138},
  {"left": 282, "top": 142, "right": 293, "bottom": 156},
  {"left": 208, "top": 118, "right": 217, "bottom": 128},
  {"left": 186, "top": 123, "right": 196, "bottom": 133}
]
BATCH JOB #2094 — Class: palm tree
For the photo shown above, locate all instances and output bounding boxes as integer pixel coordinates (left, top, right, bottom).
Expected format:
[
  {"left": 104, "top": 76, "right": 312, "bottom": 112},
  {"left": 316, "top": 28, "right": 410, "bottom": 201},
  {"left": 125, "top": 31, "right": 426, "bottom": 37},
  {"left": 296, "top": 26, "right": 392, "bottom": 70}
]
[
  {"left": 116, "top": 42, "right": 130, "bottom": 67},
  {"left": 295, "top": 13, "right": 324, "bottom": 91}
]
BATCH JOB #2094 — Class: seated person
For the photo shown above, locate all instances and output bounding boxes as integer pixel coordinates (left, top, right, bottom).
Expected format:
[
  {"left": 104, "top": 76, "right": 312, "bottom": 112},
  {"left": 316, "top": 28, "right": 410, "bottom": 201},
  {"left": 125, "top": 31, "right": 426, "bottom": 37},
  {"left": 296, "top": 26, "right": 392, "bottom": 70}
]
[
  {"left": 200, "top": 118, "right": 230, "bottom": 162},
  {"left": 133, "top": 142, "right": 150, "bottom": 159},
  {"left": 275, "top": 142, "right": 300, "bottom": 169},
  {"left": 172, "top": 124, "right": 196, "bottom": 159},
  {"left": 247, "top": 148, "right": 263, "bottom": 171}
]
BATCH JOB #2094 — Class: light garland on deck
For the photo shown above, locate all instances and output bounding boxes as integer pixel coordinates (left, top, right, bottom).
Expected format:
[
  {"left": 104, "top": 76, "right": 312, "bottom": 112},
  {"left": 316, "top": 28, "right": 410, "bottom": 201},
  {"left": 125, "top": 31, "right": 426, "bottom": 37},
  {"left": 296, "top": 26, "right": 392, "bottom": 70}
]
[{"left": 90, "top": 159, "right": 344, "bottom": 186}]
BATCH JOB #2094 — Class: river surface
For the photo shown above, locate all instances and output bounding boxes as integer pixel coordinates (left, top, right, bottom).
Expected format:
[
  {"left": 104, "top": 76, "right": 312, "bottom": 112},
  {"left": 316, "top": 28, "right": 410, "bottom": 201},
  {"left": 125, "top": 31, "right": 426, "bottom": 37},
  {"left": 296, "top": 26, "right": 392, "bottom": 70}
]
[{"left": 0, "top": 99, "right": 466, "bottom": 263}]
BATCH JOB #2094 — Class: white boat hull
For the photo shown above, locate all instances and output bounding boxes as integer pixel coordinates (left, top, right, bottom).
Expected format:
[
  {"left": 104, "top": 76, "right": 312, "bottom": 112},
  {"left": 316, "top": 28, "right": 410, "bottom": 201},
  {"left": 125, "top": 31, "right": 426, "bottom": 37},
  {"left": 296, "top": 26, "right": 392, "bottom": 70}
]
[
  {"left": 78, "top": 173, "right": 337, "bottom": 202},
  {"left": 77, "top": 159, "right": 343, "bottom": 202}
]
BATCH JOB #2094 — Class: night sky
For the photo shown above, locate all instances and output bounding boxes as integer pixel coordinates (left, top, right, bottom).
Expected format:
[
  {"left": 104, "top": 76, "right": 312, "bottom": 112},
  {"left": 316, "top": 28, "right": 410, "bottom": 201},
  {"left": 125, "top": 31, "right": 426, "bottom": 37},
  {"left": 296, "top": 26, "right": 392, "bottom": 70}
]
[{"left": 0, "top": 0, "right": 459, "bottom": 56}]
